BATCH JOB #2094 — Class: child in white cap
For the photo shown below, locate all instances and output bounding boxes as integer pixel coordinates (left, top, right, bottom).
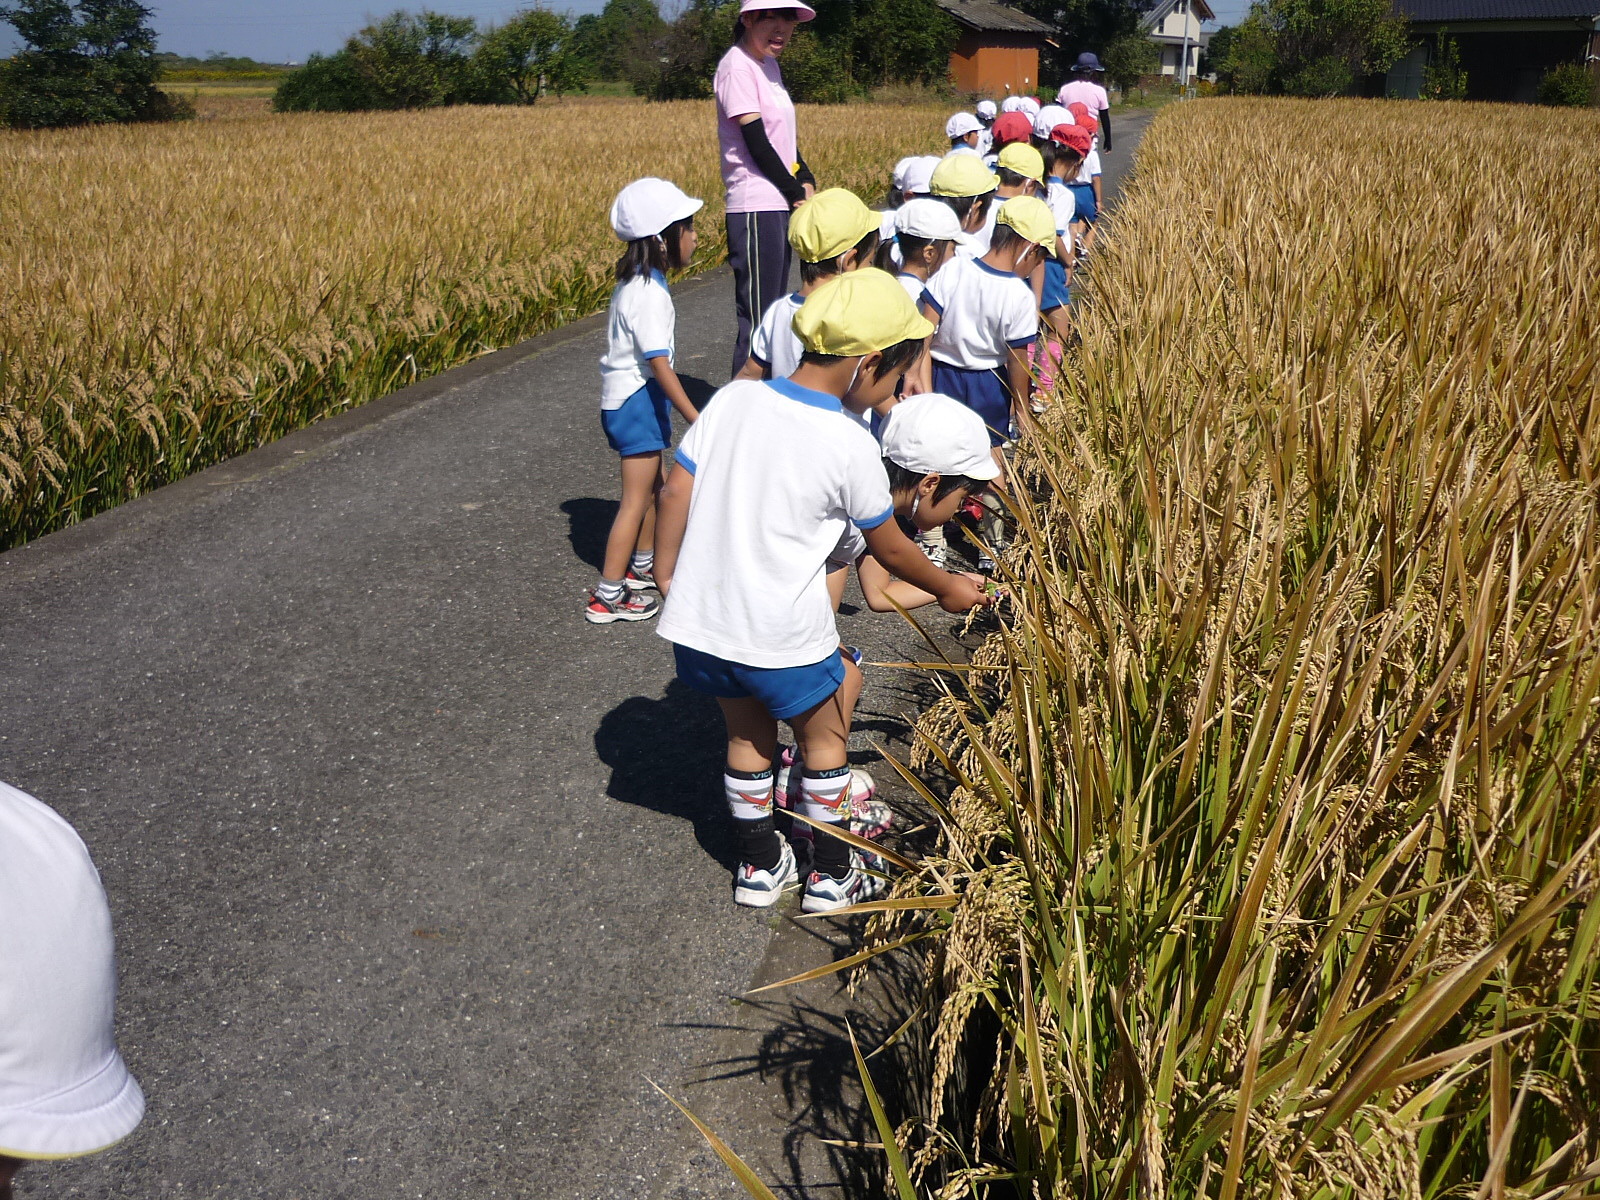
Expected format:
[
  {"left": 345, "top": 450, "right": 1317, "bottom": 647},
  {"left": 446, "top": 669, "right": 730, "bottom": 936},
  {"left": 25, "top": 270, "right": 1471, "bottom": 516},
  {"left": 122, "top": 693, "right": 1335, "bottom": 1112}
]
[
  {"left": 974, "top": 99, "right": 997, "bottom": 155},
  {"left": 588, "top": 177, "right": 703, "bottom": 625},
  {"left": 0, "top": 782, "right": 144, "bottom": 1198},
  {"left": 858, "top": 393, "right": 999, "bottom": 610},
  {"left": 944, "top": 111, "right": 983, "bottom": 155},
  {"left": 879, "top": 197, "right": 963, "bottom": 303},
  {"left": 654, "top": 270, "right": 988, "bottom": 912}
]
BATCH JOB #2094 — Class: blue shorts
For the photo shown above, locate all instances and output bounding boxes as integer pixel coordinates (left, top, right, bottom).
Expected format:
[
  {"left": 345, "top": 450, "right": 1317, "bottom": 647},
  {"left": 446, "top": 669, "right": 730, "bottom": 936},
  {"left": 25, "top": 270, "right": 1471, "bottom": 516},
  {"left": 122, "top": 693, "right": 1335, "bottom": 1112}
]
[
  {"left": 601, "top": 378, "right": 671, "bottom": 456},
  {"left": 1042, "top": 258, "right": 1071, "bottom": 312},
  {"left": 674, "top": 644, "right": 848, "bottom": 721},
  {"left": 933, "top": 361, "right": 1015, "bottom": 447},
  {"left": 1067, "top": 181, "right": 1097, "bottom": 224}
]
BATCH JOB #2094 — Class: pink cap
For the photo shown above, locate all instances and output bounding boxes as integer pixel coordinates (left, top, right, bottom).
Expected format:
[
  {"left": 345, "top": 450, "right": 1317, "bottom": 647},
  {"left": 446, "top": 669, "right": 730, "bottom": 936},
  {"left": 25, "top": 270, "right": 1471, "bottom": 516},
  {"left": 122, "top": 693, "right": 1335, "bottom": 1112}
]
[
  {"left": 740, "top": 0, "right": 817, "bottom": 20},
  {"left": 1066, "top": 101, "right": 1090, "bottom": 120}
]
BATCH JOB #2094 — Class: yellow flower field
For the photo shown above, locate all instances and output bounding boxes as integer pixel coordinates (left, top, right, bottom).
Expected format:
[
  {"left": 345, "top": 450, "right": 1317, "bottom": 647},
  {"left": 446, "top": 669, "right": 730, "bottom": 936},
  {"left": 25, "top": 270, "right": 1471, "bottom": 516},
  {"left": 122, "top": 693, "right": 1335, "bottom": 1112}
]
[{"left": 0, "top": 98, "right": 944, "bottom": 548}]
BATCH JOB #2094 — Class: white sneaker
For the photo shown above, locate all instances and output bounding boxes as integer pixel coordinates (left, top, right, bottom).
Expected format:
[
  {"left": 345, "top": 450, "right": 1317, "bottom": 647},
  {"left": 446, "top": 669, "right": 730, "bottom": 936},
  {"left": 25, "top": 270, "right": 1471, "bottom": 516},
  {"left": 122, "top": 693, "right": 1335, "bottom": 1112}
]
[
  {"left": 801, "top": 850, "right": 891, "bottom": 914},
  {"left": 733, "top": 839, "right": 798, "bottom": 908}
]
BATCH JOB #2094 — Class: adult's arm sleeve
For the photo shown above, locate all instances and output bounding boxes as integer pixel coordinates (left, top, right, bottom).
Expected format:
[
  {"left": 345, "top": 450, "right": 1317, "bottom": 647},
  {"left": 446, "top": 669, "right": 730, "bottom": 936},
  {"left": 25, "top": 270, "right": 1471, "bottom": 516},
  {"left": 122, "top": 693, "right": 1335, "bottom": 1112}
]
[
  {"left": 1100, "top": 108, "right": 1111, "bottom": 152},
  {"left": 739, "top": 117, "right": 806, "bottom": 206},
  {"left": 794, "top": 148, "right": 815, "bottom": 189}
]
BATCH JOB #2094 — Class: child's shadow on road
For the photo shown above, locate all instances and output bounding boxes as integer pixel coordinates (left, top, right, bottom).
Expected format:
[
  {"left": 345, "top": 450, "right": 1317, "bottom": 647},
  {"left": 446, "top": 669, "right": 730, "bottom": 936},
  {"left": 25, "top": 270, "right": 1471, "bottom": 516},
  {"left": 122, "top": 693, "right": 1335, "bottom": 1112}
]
[
  {"left": 594, "top": 678, "right": 738, "bottom": 872},
  {"left": 560, "top": 497, "right": 616, "bottom": 573}
]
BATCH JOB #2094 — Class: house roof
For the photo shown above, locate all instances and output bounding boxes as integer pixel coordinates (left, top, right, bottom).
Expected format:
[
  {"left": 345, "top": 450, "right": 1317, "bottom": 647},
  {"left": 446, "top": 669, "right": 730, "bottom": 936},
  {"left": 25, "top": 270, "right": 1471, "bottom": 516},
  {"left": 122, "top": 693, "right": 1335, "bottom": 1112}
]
[
  {"left": 931, "top": 0, "right": 1056, "bottom": 36},
  {"left": 1139, "top": 0, "right": 1217, "bottom": 27},
  {"left": 1395, "top": 0, "right": 1600, "bottom": 18}
]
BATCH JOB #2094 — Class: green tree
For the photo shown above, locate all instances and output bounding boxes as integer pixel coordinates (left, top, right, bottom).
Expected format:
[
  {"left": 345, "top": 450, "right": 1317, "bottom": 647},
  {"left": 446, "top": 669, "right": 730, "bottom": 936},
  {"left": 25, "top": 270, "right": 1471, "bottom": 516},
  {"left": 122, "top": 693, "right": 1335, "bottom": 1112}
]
[
  {"left": 1102, "top": 30, "right": 1158, "bottom": 95},
  {"left": 475, "top": 9, "right": 585, "bottom": 103},
  {"left": 850, "top": 0, "right": 957, "bottom": 87},
  {"left": 1419, "top": 27, "right": 1466, "bottom": 99},
  {"left": 1538, "top": 61, "right": 1595, "bottom": 106},
  {"left": 271, "top": 49, "right": 374, "bottom": 111},
  {"left": 0, "top": 0, "right": 187, "bottom": 128},
  {"left": 575, "top": 0, "right": 664, "bottom": 81},
  {"left": 347, "top": 10, "right": 481, "bottom": 109},
  {"left": 1269, "top": 0, "right": 1407, "bottom": 95},
  {"left": 1214, "top": 10, "right": 1276, "bottom": 92}
]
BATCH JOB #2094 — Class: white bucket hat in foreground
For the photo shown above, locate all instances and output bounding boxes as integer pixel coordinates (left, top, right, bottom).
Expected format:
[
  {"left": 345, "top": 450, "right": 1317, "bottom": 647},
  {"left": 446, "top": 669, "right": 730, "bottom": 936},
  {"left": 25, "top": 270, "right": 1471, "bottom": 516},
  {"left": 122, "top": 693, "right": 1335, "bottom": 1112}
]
[
  {"left": 945, "top": 111, "right": 983, "bottom": 139},
  {"left": 0, "top": 781, "right": 145, "bottom": 1160},
  {"left": 901, "top": 155, "right": 941, "bottom": 196},
  {"left": 880, "top": 393, "right": 1001, "bottom": 481},
  {"left": 609, "top": 178, "right": 705, "bottom": 241},
  {"left": 895, "top": 197, "right": 963, "bottom": 242},
  {"left": 1033, "top": 104, "right": 1072, "bottom": 139}
]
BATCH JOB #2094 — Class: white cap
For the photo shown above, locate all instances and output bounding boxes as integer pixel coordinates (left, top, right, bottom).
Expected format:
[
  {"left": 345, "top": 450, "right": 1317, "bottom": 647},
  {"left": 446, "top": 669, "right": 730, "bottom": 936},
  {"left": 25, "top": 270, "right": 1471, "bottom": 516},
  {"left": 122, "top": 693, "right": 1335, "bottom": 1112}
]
[
  {"left": 891, "top": 155, "right": 919, "bottom": 191},
  {"left": 1000, "top": 95, "right": 1028, "bottom": 113},
  {"left": 1034, "top": 104, "right": 1072, "bottom": 139},
  {"left": 880, "top": 393, "right": 1001, "bottom": 481},
  {"left": 975, "top": 99, "right": 998, "bottom": 120},
  {"left": 1019, "top": 96, "right": 1041, "bottom": 118},
  {"left": 895, "top": 197, "right": 962, "bottom": 241},
  {"left": 901, "top": 155, "right": 940, "bottom": 195},
  {"left": 945, "top": 111, "right": 983, "bottom": 139},
  {"left": 0, "top": 782, "right": 145, "bottom": 1158},
  {"left": 609, "top": 177, "right": 704, "bottom": 241}
]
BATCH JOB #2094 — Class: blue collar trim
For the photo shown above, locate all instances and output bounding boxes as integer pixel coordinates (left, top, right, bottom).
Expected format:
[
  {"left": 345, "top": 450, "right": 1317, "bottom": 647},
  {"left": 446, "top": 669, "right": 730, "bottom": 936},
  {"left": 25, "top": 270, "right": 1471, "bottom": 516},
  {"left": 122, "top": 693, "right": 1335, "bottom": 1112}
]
[
  {"left": 651, "top": 268, "right": 669, "bottom": 290},
  {"left": 789, "top": 292, "right": 804, "bottom": 304},
  {"left": 766, "top": 377, "right": 842, "bottom": 412},
  {"left": 974, "top": 258, "right": 1015, "bottom": 279}
]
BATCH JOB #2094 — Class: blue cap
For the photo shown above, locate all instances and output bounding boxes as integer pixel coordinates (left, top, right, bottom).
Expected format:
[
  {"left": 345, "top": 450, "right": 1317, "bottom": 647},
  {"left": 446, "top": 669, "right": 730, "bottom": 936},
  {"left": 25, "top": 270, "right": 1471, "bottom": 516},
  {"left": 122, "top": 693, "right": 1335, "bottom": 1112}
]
[{"left": 1074, "top": 51, "right": 1104, "bottom": 72}]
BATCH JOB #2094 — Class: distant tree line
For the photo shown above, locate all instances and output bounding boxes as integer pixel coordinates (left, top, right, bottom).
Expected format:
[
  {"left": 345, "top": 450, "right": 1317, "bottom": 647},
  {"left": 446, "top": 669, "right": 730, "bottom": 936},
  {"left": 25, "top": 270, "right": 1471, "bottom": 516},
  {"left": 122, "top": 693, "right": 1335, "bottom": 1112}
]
[
  {"left": 0, "top": 0, "right": 190, "bottom": 128},
  {"left": 272, "top": 9, "right": 586, "bottom": 112},
  {"left": 1203, "top": 0, "right": 1409, "bottom": 96}
]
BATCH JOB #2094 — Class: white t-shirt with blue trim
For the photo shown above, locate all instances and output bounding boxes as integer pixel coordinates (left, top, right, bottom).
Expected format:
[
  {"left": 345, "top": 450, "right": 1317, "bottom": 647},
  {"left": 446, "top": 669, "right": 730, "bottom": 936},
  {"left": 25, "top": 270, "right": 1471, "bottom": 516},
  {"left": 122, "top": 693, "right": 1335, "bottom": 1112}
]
[
  {"left": 599, "top": 269, "right": 674, "bottom": 409},
  {"left": 1076, "top": 149, "right": 1102, "bottom": 185},
  {"left": 659, "top": 378, "right": 893, "bottom": 668},
  {"left": 748, "top": 292, "right": 804, "bottom": 381},
  {"left": 921, "top": 255, "right": 1037, "bottom": 371}
]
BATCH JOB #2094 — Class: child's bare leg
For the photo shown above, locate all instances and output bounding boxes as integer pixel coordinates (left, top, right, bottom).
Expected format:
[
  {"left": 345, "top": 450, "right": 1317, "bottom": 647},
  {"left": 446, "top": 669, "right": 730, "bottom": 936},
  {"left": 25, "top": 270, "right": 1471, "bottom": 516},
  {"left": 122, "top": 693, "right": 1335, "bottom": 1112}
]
[
  {"left": 826, "top": 563, "right": 848, "bottom": 612},
  {"left": 788, "top": 657, "right": 864, "bottom": 878},
  {"left": 717, "top": 697, "right": 784, "bottom": 873},
  {"left": 601, "top": 451, "right": 662, "bottom": 582}
]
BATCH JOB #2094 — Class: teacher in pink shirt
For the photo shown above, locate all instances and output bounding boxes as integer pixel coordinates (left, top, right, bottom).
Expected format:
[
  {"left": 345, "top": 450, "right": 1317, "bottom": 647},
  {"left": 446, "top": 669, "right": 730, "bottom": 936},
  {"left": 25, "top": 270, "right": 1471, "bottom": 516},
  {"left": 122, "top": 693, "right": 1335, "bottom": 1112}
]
[{"left": 714, "top": 0, "right": 818, "bottom": 376}]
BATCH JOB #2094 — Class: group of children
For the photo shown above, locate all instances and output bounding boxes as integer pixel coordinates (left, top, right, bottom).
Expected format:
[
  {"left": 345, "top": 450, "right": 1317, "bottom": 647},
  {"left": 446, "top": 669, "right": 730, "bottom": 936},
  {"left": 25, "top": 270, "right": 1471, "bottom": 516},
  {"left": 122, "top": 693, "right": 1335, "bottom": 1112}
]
[{"left": 583, "top": 96, "right": 1110, "bottom": 912}]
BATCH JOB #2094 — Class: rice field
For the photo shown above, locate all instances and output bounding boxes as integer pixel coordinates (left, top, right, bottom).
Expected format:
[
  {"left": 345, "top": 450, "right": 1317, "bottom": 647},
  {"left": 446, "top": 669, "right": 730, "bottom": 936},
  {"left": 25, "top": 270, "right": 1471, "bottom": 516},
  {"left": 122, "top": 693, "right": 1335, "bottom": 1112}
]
[
  {"left": 877, "top": 98, "right": 1600, "bottom": 1199},
  {"left": 0, "top": 99, "right": 944, "bottom": 549}
]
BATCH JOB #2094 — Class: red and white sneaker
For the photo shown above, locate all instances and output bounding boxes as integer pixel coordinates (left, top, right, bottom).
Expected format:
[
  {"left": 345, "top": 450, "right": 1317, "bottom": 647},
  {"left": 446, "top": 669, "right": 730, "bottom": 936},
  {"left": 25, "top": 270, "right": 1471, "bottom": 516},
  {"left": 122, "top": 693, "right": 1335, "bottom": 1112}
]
[
  {"left": 584, "top": 588, "right": 659, "bottom": 624},
  {"left": 623, "top": 564, "right": 657, "bottom": 591}
]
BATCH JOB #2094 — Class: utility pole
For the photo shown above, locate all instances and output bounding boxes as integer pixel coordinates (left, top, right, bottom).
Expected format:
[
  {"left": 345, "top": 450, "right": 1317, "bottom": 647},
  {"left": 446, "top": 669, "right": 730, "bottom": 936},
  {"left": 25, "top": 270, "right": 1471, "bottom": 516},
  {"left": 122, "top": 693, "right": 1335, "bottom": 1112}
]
[{"left": 1179, "top": 0, "right": 1192, "bottom": 87}]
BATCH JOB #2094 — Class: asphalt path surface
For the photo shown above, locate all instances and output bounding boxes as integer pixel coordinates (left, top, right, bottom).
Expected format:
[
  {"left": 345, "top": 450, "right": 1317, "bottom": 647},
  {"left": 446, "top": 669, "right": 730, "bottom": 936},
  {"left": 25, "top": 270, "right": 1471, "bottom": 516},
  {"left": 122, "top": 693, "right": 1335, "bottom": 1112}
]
[{"left": 2, "top": 107, "right": 1152, "bottom": 1200}]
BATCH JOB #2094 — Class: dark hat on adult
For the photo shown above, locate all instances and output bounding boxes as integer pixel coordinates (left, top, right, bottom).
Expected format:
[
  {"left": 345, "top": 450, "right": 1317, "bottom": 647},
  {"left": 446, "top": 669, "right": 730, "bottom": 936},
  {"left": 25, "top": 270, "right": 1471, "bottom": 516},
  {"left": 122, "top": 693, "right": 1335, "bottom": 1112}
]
[{"left": 1073, "top": 51, "right": 1104, "bottom": 72}]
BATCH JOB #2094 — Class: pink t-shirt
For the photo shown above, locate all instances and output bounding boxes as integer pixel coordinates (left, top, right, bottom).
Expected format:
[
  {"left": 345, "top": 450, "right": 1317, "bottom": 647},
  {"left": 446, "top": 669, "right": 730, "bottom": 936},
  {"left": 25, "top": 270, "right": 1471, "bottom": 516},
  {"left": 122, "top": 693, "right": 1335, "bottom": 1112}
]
[
  {"left": 714, "top": 44, "right": 798, "bottom": 214},
  {"left": 1056, "top": 79, "right": 1110, "bottom": 114}
]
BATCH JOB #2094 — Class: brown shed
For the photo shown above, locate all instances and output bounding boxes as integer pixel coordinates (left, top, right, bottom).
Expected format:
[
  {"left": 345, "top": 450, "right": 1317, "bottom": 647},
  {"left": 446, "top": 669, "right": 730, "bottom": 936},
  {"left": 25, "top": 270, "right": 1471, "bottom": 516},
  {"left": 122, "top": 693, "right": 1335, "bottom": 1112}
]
[{"left": 933, "top": 0, "right": 1057, "bottom": 96}]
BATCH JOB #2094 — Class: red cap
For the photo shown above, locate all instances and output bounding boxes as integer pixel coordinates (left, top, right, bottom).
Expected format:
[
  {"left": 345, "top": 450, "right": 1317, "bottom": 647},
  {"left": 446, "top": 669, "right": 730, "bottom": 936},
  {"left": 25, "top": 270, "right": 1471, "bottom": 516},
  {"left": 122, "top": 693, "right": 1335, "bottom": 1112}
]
[
  {"left": 992, "top": 111, "right": 1033, "bottom": 146},
  {"left": 1076, "top": 112, "right": 1099, "bottom": 135},
  {"left": 1066, "top": 101, "right": 1090, "bottom": 119},
  {"left": 1051, "top": 124, "right": 1093, "bottom": 154}
]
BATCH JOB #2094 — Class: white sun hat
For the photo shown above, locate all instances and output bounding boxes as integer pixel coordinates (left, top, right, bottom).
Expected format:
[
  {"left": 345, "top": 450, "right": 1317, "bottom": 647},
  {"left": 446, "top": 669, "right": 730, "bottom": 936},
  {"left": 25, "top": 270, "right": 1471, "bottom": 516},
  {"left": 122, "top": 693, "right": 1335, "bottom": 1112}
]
[
  {"left": 901, "top": 155, "right": 941, "bottom": 196},
  {"left": 895, "top": 197, "right": 963, "bottom": 241},
  {"left": 1000, "top": 95, "right": 1029, "bottom": 113},
  {"left": 880, "top": 393, "right": 1001, "bottom": 481},
  {"left": 609, "top": 177, "right": 705, "bottom": 241},
  {"left": 975, "top": 99, "right": 998, "bottom": 120},
  {"left": 0, "top": 781, "right": 145, "bottom": 1159},
  {"left": 1019, "top": 95, "right": 1041, "bottom": 118},
  {"left": 945, "top": 111, "right": 983, "bottom": 139},
  {"left": 1033, "top": 104, "right": 1073, "bottom": 139},
  {"left": 891, "top": 155, "right": 920, "bottom": 191}
]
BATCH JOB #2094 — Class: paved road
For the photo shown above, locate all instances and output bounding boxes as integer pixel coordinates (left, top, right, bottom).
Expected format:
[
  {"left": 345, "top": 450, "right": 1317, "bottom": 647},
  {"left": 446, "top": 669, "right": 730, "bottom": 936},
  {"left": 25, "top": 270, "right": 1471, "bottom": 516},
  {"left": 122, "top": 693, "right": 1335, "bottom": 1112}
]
[{"left": 2, "top": 107, "right": 1152, "bottom": 1200}]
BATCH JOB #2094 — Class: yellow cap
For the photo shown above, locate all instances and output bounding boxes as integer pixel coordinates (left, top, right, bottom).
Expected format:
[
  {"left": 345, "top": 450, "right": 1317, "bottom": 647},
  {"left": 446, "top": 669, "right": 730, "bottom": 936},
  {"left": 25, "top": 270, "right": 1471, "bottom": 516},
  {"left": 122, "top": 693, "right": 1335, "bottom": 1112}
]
[
  {"left": 792, "top": 268, "right": 936, "bottom": 356},
  {"left": 995, "top": 196, "right": 1058, "bottom": 258},
  {"left": 929, "top": 154, "right": 999, "bottom": 198},
  {"left": 787, "top": 188, "right": 881, "bottom": 263},
  {"left": 996, "top": 142, "right": 1045, "bottom": 184}
]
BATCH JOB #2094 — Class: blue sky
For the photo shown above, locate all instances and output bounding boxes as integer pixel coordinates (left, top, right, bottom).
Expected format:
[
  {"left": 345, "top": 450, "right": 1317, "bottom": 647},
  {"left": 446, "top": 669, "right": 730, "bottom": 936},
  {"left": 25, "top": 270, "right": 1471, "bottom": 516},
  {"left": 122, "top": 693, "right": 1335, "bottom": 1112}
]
[
  {"left": 0, "top": 0, "right": 1249, "bottom": 63},
  {"left": 0, "top": 1, "right": 612, "bottom": 63}
]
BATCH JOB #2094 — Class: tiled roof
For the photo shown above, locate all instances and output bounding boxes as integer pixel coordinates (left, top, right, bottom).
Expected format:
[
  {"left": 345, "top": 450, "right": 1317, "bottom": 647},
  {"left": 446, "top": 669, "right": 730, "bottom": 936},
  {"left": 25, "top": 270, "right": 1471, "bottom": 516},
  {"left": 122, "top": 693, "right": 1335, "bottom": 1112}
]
[
  {"left": 1396, "top": 0, "right": 1600, "bottom": 18},
  {"left": 932, "top": 0, "right": 1056, "bottom": 35}
]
